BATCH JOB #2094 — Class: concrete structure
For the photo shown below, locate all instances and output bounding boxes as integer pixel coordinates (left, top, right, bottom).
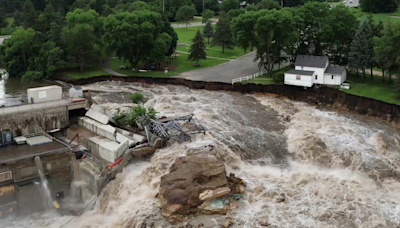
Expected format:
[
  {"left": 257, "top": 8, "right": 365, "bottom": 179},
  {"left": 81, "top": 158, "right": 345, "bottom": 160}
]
[
  {"left": 284, "top": 55, "right": 346, "bottom": 87},
  {"left": 85, "top": 108, "right": 109, "bottom": 125},
  {"left": 0, "top": 136, "right": 72, "bottom": 217},
  {"left": 0, "top": 99, "right": 87, "bottom": 139},
  {"left": 27, "top": 85, "right": 62, "bottom": 104},
  {"left": 69, "top": 86, "right": 83, "bottom": 99}
]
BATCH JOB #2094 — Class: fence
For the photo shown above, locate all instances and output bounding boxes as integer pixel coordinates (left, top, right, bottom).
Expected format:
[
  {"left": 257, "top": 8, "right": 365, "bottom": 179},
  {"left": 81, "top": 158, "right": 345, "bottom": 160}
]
[{"left": 232, "top": 71, "right": 266, "bottom": 85}]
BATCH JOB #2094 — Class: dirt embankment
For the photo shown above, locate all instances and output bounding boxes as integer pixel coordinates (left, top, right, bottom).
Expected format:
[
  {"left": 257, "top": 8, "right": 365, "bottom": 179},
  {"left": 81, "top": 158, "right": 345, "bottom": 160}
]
[{"left": 62, "top": 76, "right": 400, "bottom": 123}]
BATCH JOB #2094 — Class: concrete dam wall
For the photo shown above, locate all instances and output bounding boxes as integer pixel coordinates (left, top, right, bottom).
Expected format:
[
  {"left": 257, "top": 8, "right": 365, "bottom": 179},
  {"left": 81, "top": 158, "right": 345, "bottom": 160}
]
[
  {"left": 67, "top": 76, "right": 400, "bottom": 123},
  {"left": 0, "top": 105, "right": 69, "bottom": 137}
]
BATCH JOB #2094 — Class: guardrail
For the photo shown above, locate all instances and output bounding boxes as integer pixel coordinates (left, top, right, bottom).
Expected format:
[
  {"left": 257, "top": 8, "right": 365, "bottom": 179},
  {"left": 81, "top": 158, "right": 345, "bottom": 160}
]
[{"left": 232, "top": 71, "right": 266, "bottom": 85}]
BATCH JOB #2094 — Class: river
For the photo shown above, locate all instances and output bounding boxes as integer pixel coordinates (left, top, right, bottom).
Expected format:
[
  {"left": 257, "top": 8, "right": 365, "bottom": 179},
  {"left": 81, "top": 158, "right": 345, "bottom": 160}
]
[
  {"left": 0, "top": 69, "right": 68, "bottom": 107},
  {"left": 1, "top": 81, "right": 400, "bottom": 228}
]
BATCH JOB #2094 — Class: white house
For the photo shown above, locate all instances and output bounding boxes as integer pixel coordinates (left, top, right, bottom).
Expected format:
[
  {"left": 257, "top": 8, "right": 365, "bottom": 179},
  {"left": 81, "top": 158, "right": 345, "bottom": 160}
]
[{"left": 284, "top": 55, "right": 346, "bottom": 87}]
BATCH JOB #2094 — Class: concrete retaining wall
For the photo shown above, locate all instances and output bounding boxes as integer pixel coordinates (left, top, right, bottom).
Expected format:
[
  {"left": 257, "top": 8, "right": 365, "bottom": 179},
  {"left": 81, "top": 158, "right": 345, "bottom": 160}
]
[
  {"left": 0, "top": 105, "right": 69, "bottom": 136},
  {"left": 66, "top": 76, "right": 400, "bottom": 123},
  {"left": 79, "top": 117, "right": 116, "bottom": 141}
]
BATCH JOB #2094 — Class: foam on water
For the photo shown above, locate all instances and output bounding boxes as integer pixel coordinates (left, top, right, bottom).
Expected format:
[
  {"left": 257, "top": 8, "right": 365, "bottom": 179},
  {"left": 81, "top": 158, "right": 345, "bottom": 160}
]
[{"left": 2, "top": 81, "right": 399, "bottom": 228}]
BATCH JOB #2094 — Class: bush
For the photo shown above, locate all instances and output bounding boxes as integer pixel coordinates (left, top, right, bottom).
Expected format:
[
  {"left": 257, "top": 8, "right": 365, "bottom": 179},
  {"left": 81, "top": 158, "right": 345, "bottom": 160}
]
[
  {"left": 115, "top": 106, "right": 158, "bottom": 128},
  {"left": 130, "top": 92, "right": 144, "bottom": 104},
  {"left": 272, "top": 71, "right": 284, "bottom": 84},
  {"left": 21, "top": 71, "right": 44, "bottom": 83}
]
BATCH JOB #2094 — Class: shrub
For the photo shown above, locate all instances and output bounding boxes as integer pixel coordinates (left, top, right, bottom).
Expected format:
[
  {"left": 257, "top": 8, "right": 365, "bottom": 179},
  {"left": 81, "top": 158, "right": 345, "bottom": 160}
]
[
  {"left": 130, "top": 92, "right": 144, "bottom": 104},
  {"left": 272, "top": 71, "right": 284, "bottom": 84}
]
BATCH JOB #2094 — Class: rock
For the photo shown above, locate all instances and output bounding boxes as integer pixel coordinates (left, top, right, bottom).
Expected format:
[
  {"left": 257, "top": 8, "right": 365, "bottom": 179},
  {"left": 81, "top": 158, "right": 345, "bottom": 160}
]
[
  {"left": 197, "top": 223, "right": 204, "bottom": 227},
  {"left": 222, "top": 221, "right": 232, "bottom": 228},
  {"left": 159, "top": 156, "right": 230, "bottom": 219},
  {"left": 158, "top": 155, "right": 246, "bottom": 221},
  {"left": 198, "top": 198, "right": 229, "bottom": 215},
  {"left": 199, "top": 187, "right": 231, "bottom": 201}
]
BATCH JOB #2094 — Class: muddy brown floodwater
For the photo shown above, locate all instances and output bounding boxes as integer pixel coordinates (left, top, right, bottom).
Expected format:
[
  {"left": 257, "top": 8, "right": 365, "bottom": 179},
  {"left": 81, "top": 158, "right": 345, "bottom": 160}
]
[{"left": 1, "top": 81, "right": 400, "bottom": 228}]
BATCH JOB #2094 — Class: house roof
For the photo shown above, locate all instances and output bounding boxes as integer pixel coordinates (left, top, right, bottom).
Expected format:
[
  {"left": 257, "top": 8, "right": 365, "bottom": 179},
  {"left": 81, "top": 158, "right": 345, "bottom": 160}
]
[
  {"left": 285, "top": 69, "right": 314, "bottom": 76},
  {"left": 324, "top": 65, "right": 345, "bottom": 75},
  {"left": 73, "top": 86, "right": 82, "bottom": 90},
  {"left": 295, "top": 55, "right": 329, "bottom": 68}
]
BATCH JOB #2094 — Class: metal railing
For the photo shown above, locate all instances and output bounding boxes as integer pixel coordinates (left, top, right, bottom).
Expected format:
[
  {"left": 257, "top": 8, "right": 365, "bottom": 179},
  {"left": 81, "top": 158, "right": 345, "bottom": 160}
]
[{"left": 232, "top": 71, "right": 266, "bottom": 85}]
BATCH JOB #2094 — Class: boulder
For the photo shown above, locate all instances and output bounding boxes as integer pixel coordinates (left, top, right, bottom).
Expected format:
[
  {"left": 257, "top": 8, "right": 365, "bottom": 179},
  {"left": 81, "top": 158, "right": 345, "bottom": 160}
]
[{"left": 158, "top": 155, "right": 245, "bottom": 221}]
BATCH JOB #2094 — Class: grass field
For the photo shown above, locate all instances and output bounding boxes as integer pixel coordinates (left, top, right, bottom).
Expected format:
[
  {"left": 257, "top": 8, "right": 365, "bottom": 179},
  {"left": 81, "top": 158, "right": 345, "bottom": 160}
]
[
  {"left": 63, "top": 65, "right": 109, "bottom": 79},
  {"left": 175, "top": 25, "right": 248, "bottom": 59},
  {"left": 108, "top": 54, "right": 228, "bottom": 77},
  {"left": 343, "top": 73, "right": 400, "bottom": 105},
  {"left": 351, "top": 7, "right": 400, "bottom": 22}
]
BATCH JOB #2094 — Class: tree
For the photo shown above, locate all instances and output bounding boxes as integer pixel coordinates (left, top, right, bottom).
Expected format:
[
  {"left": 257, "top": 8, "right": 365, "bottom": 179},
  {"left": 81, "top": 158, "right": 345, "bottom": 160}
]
[
  {"left": 22, "top": 0, "right": 37, "bottom": 29},
  {"left": 257, "top": 0, "right": 281, "bottom": 10},
  {"left": 213, "top": 14, "right": 234, "bottom": 53},
  {"left": 203, "top": 20, "right": 214, "bottom": 44},
  {"left": 245, "top": 4, "right": 259, "bottom": 11},
  {"left": 175, "top": 5, "right": 196, "bottom": 28},
  {"left": 374, "top": 20, "right": 400, "bottom": 83},
  {"left": 1, "top": 27, "right": 36, "bottom": 76},
  {"left": 348, "top": 20, "right": 374, "bottom": 82},
  {"left": 127, "top": 1, "right": 150, "bottom": 11},
  {"left": 202, "top": 9, "right": 215, "bottom": 23},
  {"left": 103, "top": 11, "right": 174, "bottom": 71},
  {"left": 220, "top": 0, "right": 239, "bottom": 12},
  {"left": 102, "top": 4, "right": 115, "bottom": 17},
  {"left": 93, "top": 0, "right": 105, "bottom": 14},
  {"left": 360, "top": 0, "right": 399, "bottom": 13},
  {"left": 327, "top": 5, "right": 358, "bottom": 66},
  {"left": 35, "top": 4, "right": 62, "bottom": 34},
  {"left": 62, "top": 23, "right": 99, "bottom": 72},
  {"left": 188, "top": 30, "right": 206, "bottom": 66},
  {"left": 13, "top": 11, "right": 23, "bottom": 27},
  {"left": 232, "top": 9, "right": 299, "bottom": 76},
  {"left": 33, "top": 41, "right": 64, "bottom": 78},
  {"left": 0, "top": 7, "right": 8, "bottom": 28}
]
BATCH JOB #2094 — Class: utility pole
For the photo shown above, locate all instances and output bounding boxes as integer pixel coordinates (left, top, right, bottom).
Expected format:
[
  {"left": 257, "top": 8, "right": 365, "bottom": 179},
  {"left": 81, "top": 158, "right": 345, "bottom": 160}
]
[
  {"left": 163, "top": 0, "right": 165, "bottom": 12},
  {"left": 281, "top": 0, "right": 284, "bottom": 7}
]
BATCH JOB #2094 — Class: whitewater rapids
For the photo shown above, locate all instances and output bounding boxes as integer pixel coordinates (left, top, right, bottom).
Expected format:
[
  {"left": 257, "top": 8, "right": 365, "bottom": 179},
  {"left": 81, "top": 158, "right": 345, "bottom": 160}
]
[{"left": 2, "top": 81, "right": 400, "bottom": 228}]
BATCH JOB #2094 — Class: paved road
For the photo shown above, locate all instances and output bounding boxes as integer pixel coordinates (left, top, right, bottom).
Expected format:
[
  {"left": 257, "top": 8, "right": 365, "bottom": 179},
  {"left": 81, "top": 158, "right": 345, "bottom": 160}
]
[
  {"left": 102, "top": 57, "right": 127, "bottom": 76},
  {"left": 172, "top": 22, "right": 215, "bottom": 28},
  {"left": 180, "top": 51, "right": 288, "bottom": 83},
  {"left": 0, "top": 35, "right": 11, "bottom": 46},
  {"left": 343, "top": 0, "right": 359, "bottom": 7}
]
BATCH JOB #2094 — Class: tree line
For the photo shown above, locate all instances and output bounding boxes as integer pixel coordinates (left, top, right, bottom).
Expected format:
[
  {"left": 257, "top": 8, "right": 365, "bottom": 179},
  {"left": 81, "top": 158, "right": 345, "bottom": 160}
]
[{"left": 0, "top": 0, "right": 177, "bottom": 81}]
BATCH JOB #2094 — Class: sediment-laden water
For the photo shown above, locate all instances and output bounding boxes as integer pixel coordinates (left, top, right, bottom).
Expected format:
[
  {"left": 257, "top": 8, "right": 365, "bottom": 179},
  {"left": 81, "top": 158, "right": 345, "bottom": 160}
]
[{"left": 2, "top": 81, "right": 400, "bottom": 228}]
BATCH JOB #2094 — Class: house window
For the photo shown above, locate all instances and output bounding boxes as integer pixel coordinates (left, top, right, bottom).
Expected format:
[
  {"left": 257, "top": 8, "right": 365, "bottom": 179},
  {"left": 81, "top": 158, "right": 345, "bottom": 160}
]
[
  {"left": 0, "top": 171, "right": 12, "bottom": 182},
  {"left": 331, "top": 75, "right": 334, "bottom": 80},
  {"left": 296, "top": 75, "right": 301, "bottom": 80},
  {"left": 315, "top": 75, "right": 318, "bottom": 80}
]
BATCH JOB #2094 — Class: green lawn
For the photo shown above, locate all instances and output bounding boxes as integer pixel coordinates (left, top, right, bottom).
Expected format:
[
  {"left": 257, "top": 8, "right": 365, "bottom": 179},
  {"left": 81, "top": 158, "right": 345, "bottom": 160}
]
[
  {"left": 108, "top": 54, "right": 228, "bottom": 77},
  {"left": 243, "top": 78, "right": 275, "bottom": 85},
  {"left": 63, "top": 65, "right": 109, "bottom": 79},
  {"left": 351, "top": 6, "right": 400, "bottom": 22},
  {"left": 175, "top": 25, "right": 208, "bottom": 44},
  {"left": 176, "top": 45, "right": 247, "bottom": 59},
  {"left": 344, "top": 73, "right": 400, "bottom": 105}
]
